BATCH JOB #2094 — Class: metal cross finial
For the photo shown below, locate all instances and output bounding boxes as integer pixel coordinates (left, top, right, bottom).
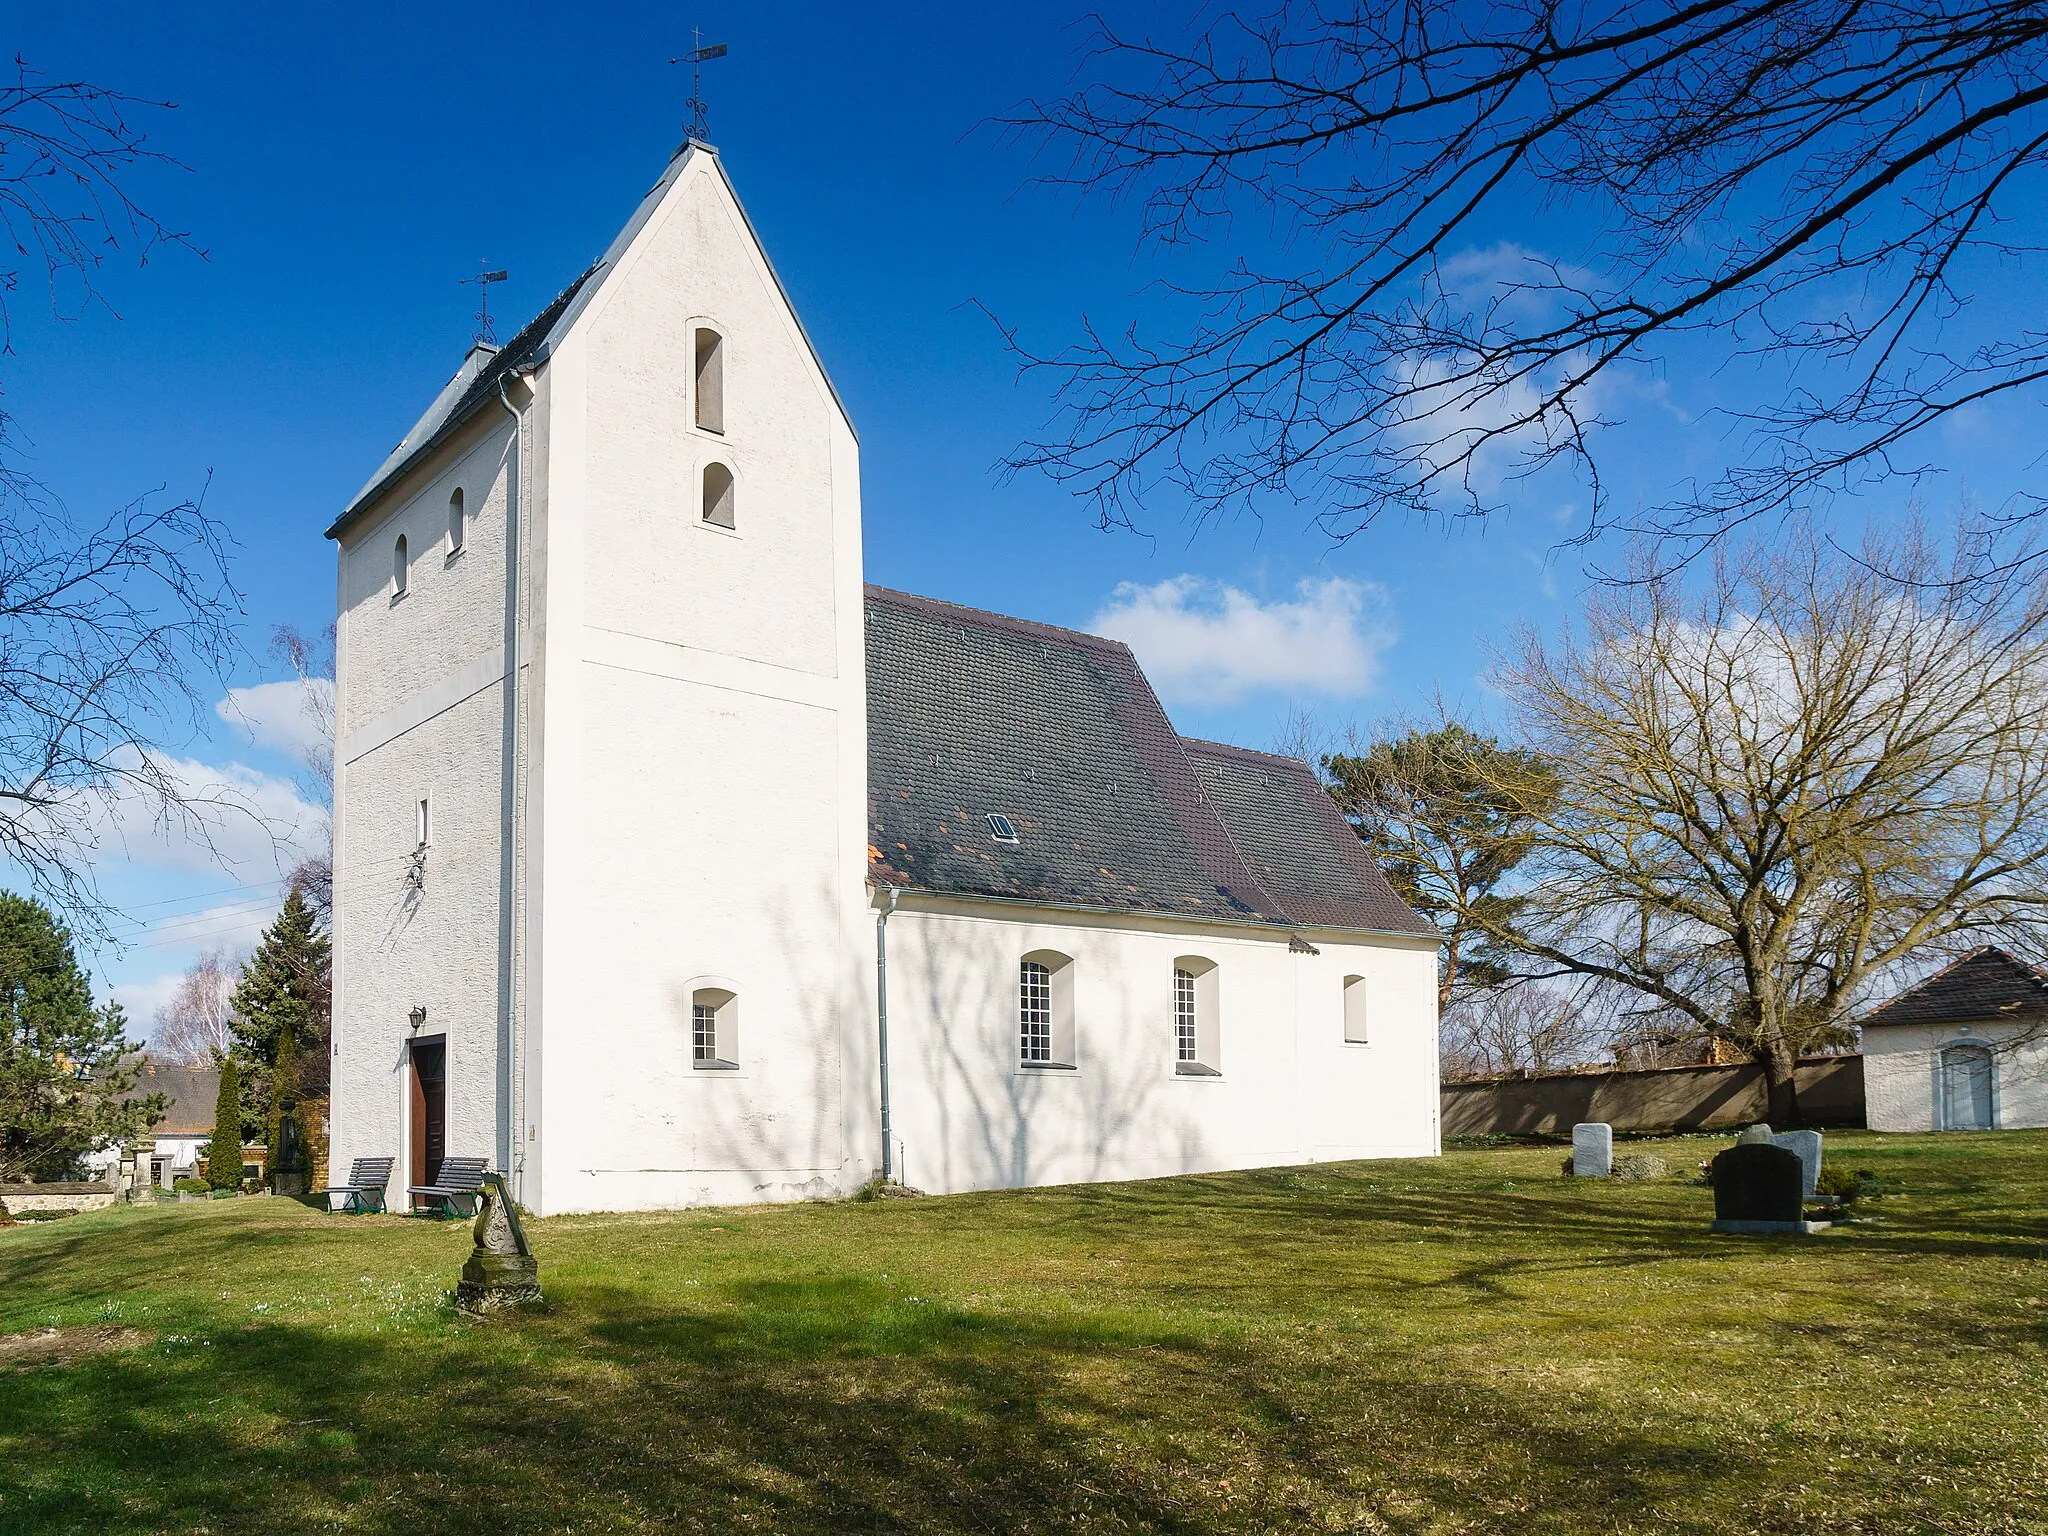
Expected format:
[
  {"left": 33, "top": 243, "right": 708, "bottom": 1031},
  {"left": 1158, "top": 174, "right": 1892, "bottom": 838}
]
[
  {"left": 671, "top": 29, "right": 729, "bottom": 145},
  {"left": 459, "top": 259, "right": 509, "bottom": 346}
]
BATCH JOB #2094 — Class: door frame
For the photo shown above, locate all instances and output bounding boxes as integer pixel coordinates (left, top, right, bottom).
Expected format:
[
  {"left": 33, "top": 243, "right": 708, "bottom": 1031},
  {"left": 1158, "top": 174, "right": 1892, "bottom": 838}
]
[
  {"left": 1938, "top": 1040, "right": 1997, "bottom": 1131},
  {"left": 407, "top": 1033, "right": 448, "bottom": 1202}
]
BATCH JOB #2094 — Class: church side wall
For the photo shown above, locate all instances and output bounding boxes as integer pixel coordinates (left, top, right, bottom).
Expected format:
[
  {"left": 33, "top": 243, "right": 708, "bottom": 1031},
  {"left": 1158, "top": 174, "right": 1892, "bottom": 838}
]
[
  {"left": 1864, "top": 1019, "right": 2048, "bottom": 1131},
  {"left": 881, "top": 899, "right": 1439, "bottom": 1195},
  {"left": 525, "top": 151, "right": 871, "bottom": 1214},
  {"left": 330, "top": 416, "right": 516, "bottom": 1199}
]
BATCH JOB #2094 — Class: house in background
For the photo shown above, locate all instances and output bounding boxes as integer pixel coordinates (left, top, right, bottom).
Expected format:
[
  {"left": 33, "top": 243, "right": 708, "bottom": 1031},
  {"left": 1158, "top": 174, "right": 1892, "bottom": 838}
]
[
  {"left": 1862, "top": 948, "right": 2048, "bottom": 1131},
  {"left": 322, "top": 137, "right": 1441, "bottom": 1217}
]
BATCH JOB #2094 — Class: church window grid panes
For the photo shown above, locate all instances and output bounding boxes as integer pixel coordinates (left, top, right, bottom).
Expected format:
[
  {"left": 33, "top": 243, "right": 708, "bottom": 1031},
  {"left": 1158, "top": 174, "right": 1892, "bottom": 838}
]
[
  {"left": 693, "top": 1003, "right": 717, "bottom": 1064},
  {"left": 1019, "top": 960, "right": 1052, "bottom": 1063},
  {"left": 1174, "top": 967, "right": 1198, "bottom": 1062}
]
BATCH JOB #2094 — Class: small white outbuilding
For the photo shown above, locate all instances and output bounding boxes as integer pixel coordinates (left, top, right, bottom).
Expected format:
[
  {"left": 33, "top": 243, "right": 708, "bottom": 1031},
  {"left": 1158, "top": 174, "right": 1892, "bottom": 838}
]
[
  {"left": 1862, "top": 948, "right": 2048, "bottom": 1132},
  {"left": 322, "top": 138, "right": 1441, "bottom": 1216}
]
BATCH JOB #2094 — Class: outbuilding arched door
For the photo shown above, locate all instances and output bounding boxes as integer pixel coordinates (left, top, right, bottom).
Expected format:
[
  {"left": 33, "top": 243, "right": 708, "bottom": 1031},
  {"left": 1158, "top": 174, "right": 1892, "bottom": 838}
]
[{"left": 1941, "top": 1043, "right": 1995, "bottom": 1131}]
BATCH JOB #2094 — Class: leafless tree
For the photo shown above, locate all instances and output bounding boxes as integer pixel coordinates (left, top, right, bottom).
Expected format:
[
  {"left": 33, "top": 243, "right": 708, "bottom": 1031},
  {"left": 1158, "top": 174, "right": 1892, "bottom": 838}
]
[
  {"left": 1005, "top": 3, "right": 2048, "bottom": 552},
  {"left": 1485, "top": 520, "right": 2048, "bottom": 1122},
  {"left": 0, "top": 61, "right": 241, "bottom": 934},
  {"left": 1439, "top": 980, "right": 1609, "bottom": 1079},
  {"left": 150, "top": 943, "right": 243, "bottom": 1064},
  {"left": 268, "top": 625, "right": 335, "bottom": 925}
]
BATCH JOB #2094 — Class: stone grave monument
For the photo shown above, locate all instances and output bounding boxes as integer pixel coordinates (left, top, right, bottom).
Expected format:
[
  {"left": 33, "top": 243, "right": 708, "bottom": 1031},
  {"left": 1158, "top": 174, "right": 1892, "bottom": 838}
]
[
  {"left": 1735, "top": 1123, "right": 1775, "bottom": 1145},
  {"left": 1710, "top": 1142, "right": 1828, "bottom": 1234},
  {"left": 1571, "top": 1122, "right": 1614, "bottom": 1178},
  {"left": 456, "top": 1173, "right": 542, "bottom": 1313},
  {"left": 1769, "top": 1129, "right": 1823, "bottom": 1199}
]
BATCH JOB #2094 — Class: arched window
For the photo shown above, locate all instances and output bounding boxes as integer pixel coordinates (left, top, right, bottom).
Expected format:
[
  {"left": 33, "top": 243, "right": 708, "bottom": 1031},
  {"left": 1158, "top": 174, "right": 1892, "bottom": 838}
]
[
  {"left": 694, "top": 327, "right": 725, "bottom": 433},
  {"left": 702, "top": 462, "right": 736, "bottom": 529},
  {"left": 1018, "top": 951, "right": 1075, "bottom": 1067},
  {"left": 692, "top": 987, "right": 739, "bottom": 1069},
  {"left": 1342, "top": 975, "right": 1369, "bottom": 1043},
  {"left": 1173, "top": 957, "right": 1220, "bottom": 1074},
  {"left": 393, "top": 534, "right": 409, "bottom": 595},
  {"left": 447, "top": 487, "right": 465, "bottom": 554}
]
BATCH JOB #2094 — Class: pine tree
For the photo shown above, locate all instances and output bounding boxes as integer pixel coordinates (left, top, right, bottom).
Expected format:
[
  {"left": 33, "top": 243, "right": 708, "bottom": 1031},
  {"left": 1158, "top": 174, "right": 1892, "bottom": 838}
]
[
  {"left": 231, "top": 889, "right": 330, "bottom": 1146},
  {"left": 0, "top": 891, "right": 164, "bottom": 1183},
  {"left": 205, "top": 1053, "right": 242, "bottom": 1190}
]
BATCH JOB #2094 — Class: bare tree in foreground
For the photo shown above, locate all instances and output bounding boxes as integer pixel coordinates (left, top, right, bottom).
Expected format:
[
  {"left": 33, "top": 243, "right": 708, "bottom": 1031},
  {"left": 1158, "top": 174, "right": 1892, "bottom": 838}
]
[
  {"left": 150, "top": 944, "right": 243, "bottom": 1065},
  {"left": 0, "top": 62, "right": 241, "bottom": 932},
  {"left": 1006, "top": 3, "right": 2048, "bottom": 550},
  {"left": 1486, "top": 523, "right": 2048, "bottom": 1123}
]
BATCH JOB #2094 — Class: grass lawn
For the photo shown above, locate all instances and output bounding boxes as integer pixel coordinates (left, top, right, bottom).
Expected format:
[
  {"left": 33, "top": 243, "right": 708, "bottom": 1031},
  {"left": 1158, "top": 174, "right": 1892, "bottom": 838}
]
[{"left": 3, "top": 1132, "right": 2045, "bottom": 1535}]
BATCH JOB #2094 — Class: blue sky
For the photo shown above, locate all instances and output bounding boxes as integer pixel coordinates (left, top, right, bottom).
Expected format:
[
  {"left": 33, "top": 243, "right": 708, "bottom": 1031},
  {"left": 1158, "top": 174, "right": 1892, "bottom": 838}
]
[{"left": 8, "top": 4, "right": 2039, "bottom": 1020}]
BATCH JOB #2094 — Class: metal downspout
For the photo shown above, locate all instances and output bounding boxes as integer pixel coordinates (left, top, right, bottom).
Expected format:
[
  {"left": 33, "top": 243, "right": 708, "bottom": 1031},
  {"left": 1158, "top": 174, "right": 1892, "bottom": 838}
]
[
  {"left": 876, "top": 886, "right": 899, "bottom": 1182},
  {"left": 495, "top": 374, "right": 525, "bottom": 1197}
]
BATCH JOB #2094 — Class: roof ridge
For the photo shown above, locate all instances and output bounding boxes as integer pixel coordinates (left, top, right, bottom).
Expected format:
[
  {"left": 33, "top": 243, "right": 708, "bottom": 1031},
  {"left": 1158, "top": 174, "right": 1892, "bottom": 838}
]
[
  {"left": 863, "top": 584, "right": 1132, "bottom": 653},
  {"left": 1862, "top": 944, "right": 2048, "bottom": 1026},
  {"left": 1180, "top": 735, "right": 1316, "bottom": 772}
]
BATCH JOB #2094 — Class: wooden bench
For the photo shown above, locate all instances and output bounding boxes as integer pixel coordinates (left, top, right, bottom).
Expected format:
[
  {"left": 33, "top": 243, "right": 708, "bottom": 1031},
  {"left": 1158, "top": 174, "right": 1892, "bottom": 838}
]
[
  {"left": 319, "top": 1157, "right": 394, "bottom": 1214},
  {"left": 409, "top": 1156, "right": 489, "bottom": 1218}
]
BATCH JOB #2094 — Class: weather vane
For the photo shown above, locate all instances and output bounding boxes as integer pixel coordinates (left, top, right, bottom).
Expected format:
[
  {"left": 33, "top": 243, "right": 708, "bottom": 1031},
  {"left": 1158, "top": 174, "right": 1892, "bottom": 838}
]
[
  {"left": 671, "top": 29, "right": 729, "bottom": 144},
  {"left": 459, "top": 260, "right": 509, "bottom": 347}
]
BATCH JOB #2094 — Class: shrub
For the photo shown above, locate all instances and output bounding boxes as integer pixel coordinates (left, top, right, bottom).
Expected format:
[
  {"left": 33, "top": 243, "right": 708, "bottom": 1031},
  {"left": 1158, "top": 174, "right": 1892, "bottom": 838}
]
[
  {"left": 205, "top": 1056, "right": 242, "bottom": 1192},
  {"left": 1816, "top": 1165, "right": 1887, "bottom": 1201},
  {"left": 1612, "top": 1153, "right": 1669, "bottom": 1181},
  {"left": 172, "top": 1177, "right": 208, "bottom": 1195}
]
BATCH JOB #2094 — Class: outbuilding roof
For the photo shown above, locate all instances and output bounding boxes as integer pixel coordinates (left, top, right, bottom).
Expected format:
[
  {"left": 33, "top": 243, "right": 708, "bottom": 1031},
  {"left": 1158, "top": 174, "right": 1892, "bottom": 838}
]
[
  {"left": 1861, "top": 947, "right": 2048, "bottom": 1028},
  {"left": 863, "top": 586, "right": 1430, "bottom": 938},
  {"left": 132, "top": 1057, "right": 223, "bottom": 1137}
]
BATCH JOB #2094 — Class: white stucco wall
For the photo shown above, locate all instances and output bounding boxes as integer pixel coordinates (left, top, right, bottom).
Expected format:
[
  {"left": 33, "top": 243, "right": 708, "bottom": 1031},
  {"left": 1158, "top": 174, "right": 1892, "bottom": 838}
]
[
  {"left": 1863, "top": 1018, "right": 2048, "bottom": 1131},
  {"left": 330, "top": 412, "right": 520, "bottom": 1198},
  {"left": 520, "top": 148, "right": 872, "bottom": 1215},
  {"left": 880, "top": 897, "right": 1440, "bottom": 1195}
]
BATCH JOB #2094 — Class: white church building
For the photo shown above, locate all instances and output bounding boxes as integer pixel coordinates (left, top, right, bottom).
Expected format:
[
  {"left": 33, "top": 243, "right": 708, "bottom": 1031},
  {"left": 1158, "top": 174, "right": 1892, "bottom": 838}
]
[{"left": 325, "top": 140, "right": 1441, "bottom": 1216}]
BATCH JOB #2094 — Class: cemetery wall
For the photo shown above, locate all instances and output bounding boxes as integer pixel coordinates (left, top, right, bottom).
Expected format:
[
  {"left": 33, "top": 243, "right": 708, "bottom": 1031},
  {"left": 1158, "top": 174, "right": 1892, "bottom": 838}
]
[{"left": 1442, "top": 1054, "right": 1864, "bottom": 1136}]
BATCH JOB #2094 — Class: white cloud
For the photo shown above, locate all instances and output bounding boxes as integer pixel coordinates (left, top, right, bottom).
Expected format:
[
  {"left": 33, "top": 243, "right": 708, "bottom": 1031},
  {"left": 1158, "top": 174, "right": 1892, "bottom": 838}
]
[
  {"left": 94, "top": 749, "right": 328, "bottom": 882},
  {"left": 217, "top": 677, "right": 334, "bottom": 764},
  {"left": 107, "top": 970, "right": 183, "bottom": 1023},
  {"left": 1092, "top": 575, "right": 1394, "bottom": 706}
]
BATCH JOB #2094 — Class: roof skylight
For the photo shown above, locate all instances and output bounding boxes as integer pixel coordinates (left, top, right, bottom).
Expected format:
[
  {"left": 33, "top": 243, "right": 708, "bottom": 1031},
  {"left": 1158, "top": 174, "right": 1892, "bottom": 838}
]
[{"left": 987, "top": 813, "right": 1020, "bottom": 844}]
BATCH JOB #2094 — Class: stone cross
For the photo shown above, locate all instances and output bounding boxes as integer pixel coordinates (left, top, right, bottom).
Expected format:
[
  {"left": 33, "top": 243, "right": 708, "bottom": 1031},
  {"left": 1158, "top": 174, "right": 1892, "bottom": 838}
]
[
  {"left": 1769, "top": 1129, "right": 1823, "bottom": 1199},
  {"left": 1571, "top": 1122, "right": 1613, "bottom": 1178},
  {"left": 456, "top": 1173, "right": 541, "bottom": 1313}
]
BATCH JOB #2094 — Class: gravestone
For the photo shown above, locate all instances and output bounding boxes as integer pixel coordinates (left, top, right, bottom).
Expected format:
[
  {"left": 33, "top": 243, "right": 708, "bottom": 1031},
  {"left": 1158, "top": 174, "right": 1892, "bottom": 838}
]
[
  {"left": 1571, "top": 1122, "right": 1614, "bottom": 1178},
  {"left": 1769, "top": 1129, "right": 1823, "bottom": 1199},
  {"left": 270, "top": 1111, "right": 309, "bottom": 1198},
  {"left": 1710, "top": 1142, "right": 1824, "bottom": 1234},
  {"left": 456, "top": 1173, "right": 542, "bottom": 1313},
  {"left": 1735, "top": 1123, "right": 1775, "bottom": 1145}
]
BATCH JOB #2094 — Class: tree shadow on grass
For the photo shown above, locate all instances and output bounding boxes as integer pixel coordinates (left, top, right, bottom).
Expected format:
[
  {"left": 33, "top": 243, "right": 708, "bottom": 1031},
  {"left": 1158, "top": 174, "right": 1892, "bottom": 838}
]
[{"left": 8, "top": 1252, "right": 2027, "bottom": 1536}]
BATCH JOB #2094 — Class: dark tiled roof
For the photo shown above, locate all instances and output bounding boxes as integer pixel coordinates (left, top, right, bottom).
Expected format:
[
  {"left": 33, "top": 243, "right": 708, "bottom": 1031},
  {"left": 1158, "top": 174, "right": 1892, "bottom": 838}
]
[
  {"left": 864, "top": 587, "right": 1429, "bottom": 937},
  {"left": 326, "top": 265, "right": 601, "bottom": 542},
  {"left": 1862, "top": 947, "right": 2048, "bottom": 1028},
  {"left": 134, "top": 1057, "right": 222, "bottom": 1135},
  {"left": 1181, "top": 738, "right": 1434, "bottom": 935}
]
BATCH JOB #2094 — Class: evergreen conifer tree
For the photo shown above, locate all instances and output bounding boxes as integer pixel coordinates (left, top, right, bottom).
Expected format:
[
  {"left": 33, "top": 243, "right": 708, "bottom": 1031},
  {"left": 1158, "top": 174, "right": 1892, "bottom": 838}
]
[
  {"left": 231, "top": 889, "right": 329, "bottom": 1145},
  {"left": 206, "top": 1053, "right": 241, "bottom": 1190},
  {"left": 0, "top": 891, "right": 164, "bottom": 1182}
]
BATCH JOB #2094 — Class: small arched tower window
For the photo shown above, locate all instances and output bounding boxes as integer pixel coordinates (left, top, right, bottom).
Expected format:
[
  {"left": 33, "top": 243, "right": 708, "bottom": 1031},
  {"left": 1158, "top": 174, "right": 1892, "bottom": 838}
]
[
  {"left": 694, "top": 327, "right": 725, "bottom": 433},
  {"left": 393, "top": 534, "right": 409, "bottom": 595},
  {"left": 692, "top": 987, "right": 739, "bottom": 1069},
  {"left": 1018, "top": 951, "right": 1076, "bottom": 1067},
  {"left": 703, "top": 462, "right": 736, "bottom": 529},
  {"left": 447, "top": 487, "right": 465, "bottom": 554},
  {"left": 1173, "top": 957, "right": 1221, "bottom": 1075}
]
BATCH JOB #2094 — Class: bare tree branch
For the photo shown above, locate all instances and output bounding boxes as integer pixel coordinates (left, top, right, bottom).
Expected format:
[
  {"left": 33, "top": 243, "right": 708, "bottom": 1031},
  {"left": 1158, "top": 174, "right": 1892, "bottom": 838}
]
[{"left": 1002, "top": 2, "right": 2048, "bottom": 552}]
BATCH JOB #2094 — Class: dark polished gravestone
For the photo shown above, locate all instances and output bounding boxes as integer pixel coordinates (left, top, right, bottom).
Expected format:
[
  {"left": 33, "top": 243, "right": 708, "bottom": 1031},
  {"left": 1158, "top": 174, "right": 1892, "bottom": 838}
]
[
  {"left": 456, "top": 1173, "right": 542, "bottom": 1313},
  {"left": 1710, "top": 1142, "right": 1831, "bottom": 1235}
]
